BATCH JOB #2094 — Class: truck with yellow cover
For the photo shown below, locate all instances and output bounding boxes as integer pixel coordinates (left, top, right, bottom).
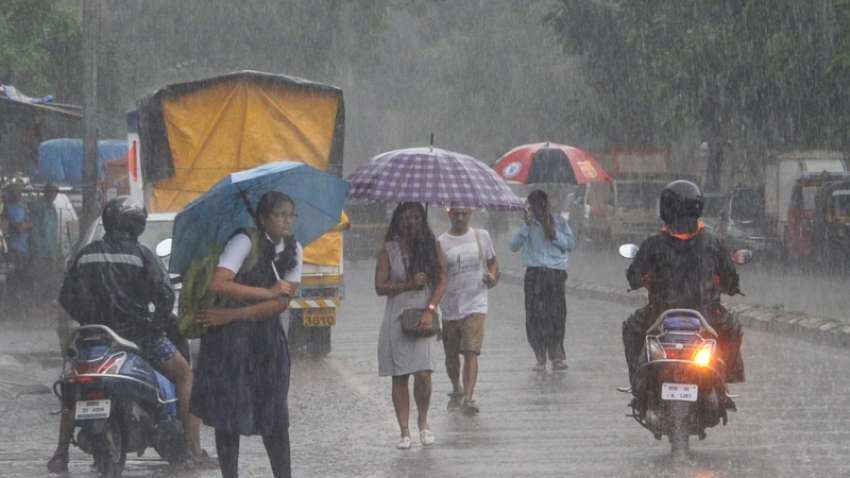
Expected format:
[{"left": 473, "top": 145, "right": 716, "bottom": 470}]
[{"left": 126, "top": 70, "right": 347, "bottom": 356}]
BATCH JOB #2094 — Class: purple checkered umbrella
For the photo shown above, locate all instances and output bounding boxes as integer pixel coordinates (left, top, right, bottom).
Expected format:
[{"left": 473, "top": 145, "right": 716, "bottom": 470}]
[{"left": 347, "top": 147, "right": 524, "bottom": 210}]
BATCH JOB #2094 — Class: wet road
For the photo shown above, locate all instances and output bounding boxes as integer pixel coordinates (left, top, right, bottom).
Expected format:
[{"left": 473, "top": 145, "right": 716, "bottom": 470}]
[{"left": 3, "top": 259, "right": 850, "bottom": 477}]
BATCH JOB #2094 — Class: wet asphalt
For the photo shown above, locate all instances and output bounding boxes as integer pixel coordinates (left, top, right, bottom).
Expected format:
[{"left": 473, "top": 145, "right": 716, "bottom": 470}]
[{"left": 2, "top": 253, "right": 850, "bottom": 477}]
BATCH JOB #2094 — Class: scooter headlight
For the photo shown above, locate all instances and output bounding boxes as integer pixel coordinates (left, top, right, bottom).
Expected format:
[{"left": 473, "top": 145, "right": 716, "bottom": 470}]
[
  {"left": 645, "top": 337, "right": 666, "bottom": 361},
  {"left": 693, "top": 341, "right": 716, "bottom": 367}
]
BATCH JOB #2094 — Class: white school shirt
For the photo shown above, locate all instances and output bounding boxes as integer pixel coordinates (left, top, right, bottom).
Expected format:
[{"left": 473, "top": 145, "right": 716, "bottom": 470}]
[{"left": 217, "top": 233, "right": 303, "bottom": 283}]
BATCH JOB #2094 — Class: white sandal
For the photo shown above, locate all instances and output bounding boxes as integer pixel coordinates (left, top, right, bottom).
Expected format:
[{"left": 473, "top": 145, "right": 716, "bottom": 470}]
[
  {"left": 396, "top": 435, "right": 412, "bottom": 449},
  {"left": 420, "top": 428, "right": 435, "bottom": 447}
]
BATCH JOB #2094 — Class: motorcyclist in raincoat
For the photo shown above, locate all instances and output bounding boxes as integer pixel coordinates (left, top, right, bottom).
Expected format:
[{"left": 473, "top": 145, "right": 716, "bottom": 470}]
[
  {"left": 47, "top": 197, "right": 202, "bottom": 473},
  {"left": 621, "top": 180, "right": 745, "bottom": 406}
]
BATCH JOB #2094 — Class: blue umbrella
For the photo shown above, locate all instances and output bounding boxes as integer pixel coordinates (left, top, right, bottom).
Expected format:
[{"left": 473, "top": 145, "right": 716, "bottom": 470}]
[{"left": 169, "top": 161, "right": 349, "bottom": 275}]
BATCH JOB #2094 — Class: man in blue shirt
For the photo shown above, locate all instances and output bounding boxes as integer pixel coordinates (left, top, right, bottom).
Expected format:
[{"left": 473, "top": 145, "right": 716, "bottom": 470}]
[{"left": 510, "top": 190, "right": 575, "bottom": 371}]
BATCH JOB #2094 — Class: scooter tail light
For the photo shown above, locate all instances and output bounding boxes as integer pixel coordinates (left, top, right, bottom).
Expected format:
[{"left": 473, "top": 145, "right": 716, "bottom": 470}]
[{"left": 693, "top": 340, "right": 716, "bottom": 367}]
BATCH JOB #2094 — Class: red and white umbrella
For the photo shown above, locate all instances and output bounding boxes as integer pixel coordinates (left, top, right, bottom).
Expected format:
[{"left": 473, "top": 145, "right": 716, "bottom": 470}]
[{"left": 493, "top": 142, "right": 612, "bottom": 184}]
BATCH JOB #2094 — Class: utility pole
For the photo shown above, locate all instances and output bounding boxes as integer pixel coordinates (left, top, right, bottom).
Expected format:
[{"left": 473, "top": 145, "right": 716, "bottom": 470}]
[{"left": 81, "top": 0, "right": 101, "bottom": 234}]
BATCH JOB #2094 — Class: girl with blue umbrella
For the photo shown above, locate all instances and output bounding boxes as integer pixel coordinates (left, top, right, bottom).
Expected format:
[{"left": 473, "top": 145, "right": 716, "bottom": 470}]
[{"left": 191, "top": 191, "right": 302, "bottom": 478}]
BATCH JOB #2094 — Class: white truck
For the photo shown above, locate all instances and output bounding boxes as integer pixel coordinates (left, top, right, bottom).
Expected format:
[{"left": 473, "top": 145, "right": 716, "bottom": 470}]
[{"left": 764, "top": 150, "right": 848, "bottom": 260}]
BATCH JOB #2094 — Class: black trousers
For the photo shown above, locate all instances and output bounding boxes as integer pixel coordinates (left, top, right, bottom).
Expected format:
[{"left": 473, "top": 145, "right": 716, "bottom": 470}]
[
  {"left": 523, "top": 267, "right": 568, "bottom": 363},
  {"left": 215, "top": 427, "right": 291, "bottom": 478},
  {"left": 622, "top": 305, "right": 745, "bottom": 390}
]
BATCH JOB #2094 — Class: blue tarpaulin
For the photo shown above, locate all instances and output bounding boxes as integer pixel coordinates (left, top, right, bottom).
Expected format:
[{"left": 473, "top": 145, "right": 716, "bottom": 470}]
[{"left": 36, "top": 138, "right": 128, "bottom": 185}]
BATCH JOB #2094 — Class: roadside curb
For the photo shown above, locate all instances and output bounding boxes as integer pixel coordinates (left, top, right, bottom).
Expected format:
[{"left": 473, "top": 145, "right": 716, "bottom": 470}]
[{"left": 501, "top": 270, "right": 850, "bottom": 349}]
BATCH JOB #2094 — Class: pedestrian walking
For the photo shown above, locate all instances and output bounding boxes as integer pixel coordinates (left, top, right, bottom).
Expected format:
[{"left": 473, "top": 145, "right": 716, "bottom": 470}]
[
  {"left": 375, "top": 202, "right": 447, "bottom": 449},
  {"left": 191, "top": 191, "right": 302, "bottom": 478},
  {"left": 509, "top": 189, "right": 575, "bottom": 371},
  {"left": 438, "top": 208, "right": 499, "bottom": 414}
]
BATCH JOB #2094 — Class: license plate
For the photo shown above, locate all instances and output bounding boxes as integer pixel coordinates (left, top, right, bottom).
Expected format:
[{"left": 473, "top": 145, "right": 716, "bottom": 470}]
[
  {"left": 75, "top": 399, "right": 111, "bottom": 420},
  {"left": 302, "top": 308, "right": 336, "bottom": 327},
  {"left": 661, "top": 383, "right": 698, "bottom": 402}
]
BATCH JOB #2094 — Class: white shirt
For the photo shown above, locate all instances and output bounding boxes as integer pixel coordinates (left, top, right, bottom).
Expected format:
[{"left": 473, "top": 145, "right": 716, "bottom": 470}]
[
  {"left": 437, "top": 228, "right": 495, "bottom": 321},
  {"left": 217, "top": 233, "right": 303, "bottom": 283}
]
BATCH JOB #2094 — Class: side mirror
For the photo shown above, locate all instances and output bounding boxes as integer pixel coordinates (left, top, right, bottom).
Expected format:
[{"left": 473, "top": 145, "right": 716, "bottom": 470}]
[
  {"left": 731, "top": 249, "right": 753, "bottom": 265},
  {"left": 155, "top": 238, "right": 172, "bottom": 258},
  {"left": 618, "top": 243, "right": 639, "bottom": 259}
]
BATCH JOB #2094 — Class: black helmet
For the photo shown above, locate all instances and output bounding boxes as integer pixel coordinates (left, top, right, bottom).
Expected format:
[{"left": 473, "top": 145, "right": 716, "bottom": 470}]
[
  {"left": 102, "top": 196, "right": 147, "bottom": 240},
  {"left": 659, "top": 180, "right": 703, "bottom": 226}
]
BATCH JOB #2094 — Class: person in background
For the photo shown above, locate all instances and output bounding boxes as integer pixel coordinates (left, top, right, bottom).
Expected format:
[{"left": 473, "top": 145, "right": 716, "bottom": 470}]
[
  {"left": 192, "top": 191, "right": 302, "bottom": 478},
  {"left": 30, "top": 183, "right": 63, "bottom": 302},
  {"left": 438, "top": 208, "right": 499, "bottom": 414},
  {"left": 1, "top": 182, "right": 33, "bottom": 308},
  {"left": 509, "top": 189, "right": 575, "bottom": 371},
  {"left": 375, "top": 202, "right": 447, "bottom": 449}
]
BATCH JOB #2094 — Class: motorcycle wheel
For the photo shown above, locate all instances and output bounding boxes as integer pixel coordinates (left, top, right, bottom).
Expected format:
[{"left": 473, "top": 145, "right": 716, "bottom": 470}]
[
  {"left": 667, "top": 400, "right": 690, "bottom": 459},
  {"left": 93, "top": 417, "right": 127, "bottom": 478}
]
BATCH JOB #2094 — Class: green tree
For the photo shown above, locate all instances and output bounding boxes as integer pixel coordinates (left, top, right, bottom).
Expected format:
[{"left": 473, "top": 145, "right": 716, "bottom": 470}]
[
  {"left": 0, "top": 0, "right": 81, "bottom": 99},
  {"left": 547, "top": 0, "right": 850, "bottom": 191}
]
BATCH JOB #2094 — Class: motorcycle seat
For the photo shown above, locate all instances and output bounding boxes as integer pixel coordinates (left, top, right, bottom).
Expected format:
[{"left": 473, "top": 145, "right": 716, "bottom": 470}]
[{"left": 73, "top": 325, "right": 141, "bottom": 354}]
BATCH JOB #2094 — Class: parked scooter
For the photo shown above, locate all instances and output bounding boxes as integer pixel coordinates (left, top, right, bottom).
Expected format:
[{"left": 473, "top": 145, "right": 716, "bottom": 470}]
[
  {"left": 618, "top": 243, "right": 751, "bottom": 457},
  {"left": 53, "top": 325, "right": 185, "bottom": 477}
]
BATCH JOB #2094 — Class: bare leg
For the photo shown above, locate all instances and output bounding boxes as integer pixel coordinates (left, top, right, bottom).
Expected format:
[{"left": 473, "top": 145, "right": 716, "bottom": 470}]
[
  {"left": 158, "top": 353, "right": 201, "bottom": 455},
  {"left": 445, "top": 350, "right": 462, "bottom": 395},
  {"left": 462, "top": 352, "right": 479, "bottom": 401},
  {"left": 413, "top": 371, "right": 432, "bottom": 430},
  {"left": 47, "top": 405, "right": 74, "bottom": 473},
  {"left": 391, "top": 375, "right": 411, "bottom": 438}
]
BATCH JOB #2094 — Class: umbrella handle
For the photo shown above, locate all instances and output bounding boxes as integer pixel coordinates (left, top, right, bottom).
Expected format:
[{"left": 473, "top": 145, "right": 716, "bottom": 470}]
[{"left": 271, "top": 260, "right": 282, "bottom": 281}]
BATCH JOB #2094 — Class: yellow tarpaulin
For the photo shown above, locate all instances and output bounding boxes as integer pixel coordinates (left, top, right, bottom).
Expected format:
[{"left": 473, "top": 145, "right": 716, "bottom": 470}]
[{"left": 150, "top": 75, "right": 345, "bottom": 265}]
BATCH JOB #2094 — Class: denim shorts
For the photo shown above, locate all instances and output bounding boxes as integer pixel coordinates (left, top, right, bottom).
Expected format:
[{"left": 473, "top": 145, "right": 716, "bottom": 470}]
[{"left": 135, "top": 335, "right": 179, "bottom": 367}]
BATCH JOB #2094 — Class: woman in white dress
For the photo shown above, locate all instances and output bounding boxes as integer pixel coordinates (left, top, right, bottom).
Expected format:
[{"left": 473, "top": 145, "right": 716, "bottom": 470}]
[{"left": 375, "top": 202, "right": 447, "bottom": 449}]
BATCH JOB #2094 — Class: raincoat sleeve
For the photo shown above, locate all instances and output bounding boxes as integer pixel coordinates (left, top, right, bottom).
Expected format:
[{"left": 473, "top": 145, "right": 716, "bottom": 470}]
[
  {"left": 140, "top": 246, "right": 176, "bottom": 331},
  {"left": 714, "top": 238, "right": 741, "bottom": 295},
  {"left": 58, "top": 253, "right": 93, "bottom": 323},
  {"left": 626, "top": 238, "right": 652, "bottom": 290}
]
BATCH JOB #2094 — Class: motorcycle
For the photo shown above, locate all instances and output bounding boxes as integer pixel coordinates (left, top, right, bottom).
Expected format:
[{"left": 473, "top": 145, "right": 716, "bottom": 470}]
[
  {"left": 618, "top": 244, "right": 751, "bottom": 457},
  {"left": 53, "top": 325, "right": 186, "bottom": 477}
]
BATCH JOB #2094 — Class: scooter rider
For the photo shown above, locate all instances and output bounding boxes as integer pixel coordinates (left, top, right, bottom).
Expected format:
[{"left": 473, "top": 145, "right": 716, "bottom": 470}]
[
  {"left": 621, "top": 180, "right": 745, "bottom": 405},
  {"left": 47, "top": 197, "right": 202, "bottom": 473}
]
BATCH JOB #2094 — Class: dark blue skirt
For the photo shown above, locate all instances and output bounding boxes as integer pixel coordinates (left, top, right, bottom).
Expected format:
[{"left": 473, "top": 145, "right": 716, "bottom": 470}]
[{"left": 190, "top": 316, "right": 290, "bottom": 436}]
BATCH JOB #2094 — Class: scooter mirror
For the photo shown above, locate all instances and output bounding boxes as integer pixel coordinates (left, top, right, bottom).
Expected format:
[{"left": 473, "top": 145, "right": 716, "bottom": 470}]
[
  {"left": 618, "top": 243, "right": 639, "bottom": 259},
  {"left": 731, "top": 249, "right": 753, "bottom": 265},
  {"left": 155, "top": 238, "right": 173, "bottom": 258}
]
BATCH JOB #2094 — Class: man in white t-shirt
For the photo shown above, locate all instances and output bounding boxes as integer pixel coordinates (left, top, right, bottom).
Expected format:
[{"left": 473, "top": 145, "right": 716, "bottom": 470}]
[{"left": 438, "top": 208, "right": 499, "bottom": 414}]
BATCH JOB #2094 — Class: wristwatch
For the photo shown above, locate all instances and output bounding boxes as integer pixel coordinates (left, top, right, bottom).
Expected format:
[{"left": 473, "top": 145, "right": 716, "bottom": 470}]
[{"left": 426, "top": 303, "right": 437, "bottom": 312}]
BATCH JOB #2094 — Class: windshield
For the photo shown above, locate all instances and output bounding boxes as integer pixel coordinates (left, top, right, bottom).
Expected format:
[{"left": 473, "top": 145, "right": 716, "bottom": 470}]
[
  {"left": 730, "top": 189, "right": 763, "bottom": 222},
  {"left": 830, "top": 191, "right": 850, "bottom": 218},
  {"left": 616, "top": 181, "right": 668, "bottom": 210}
]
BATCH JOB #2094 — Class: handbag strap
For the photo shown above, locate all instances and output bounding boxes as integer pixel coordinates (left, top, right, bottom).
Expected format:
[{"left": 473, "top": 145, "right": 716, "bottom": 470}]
[{"left": 474, "top": 228, "right": 485, "bottom": 269}]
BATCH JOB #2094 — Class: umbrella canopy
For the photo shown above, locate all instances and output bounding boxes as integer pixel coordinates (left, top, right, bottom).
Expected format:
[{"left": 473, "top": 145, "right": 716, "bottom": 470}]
[
  {"left": 169, "top": 161, "right": 349, "bottom": 275},
  {"left": 493, "top": 142, "right": 612, "bottom": 185},
  {"left": 347, "top": 147, "right": 524, "bottom": 210}
]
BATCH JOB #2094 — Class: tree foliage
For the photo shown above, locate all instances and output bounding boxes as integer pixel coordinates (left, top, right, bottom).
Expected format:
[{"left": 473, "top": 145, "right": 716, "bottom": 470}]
[
  {"left": 547, "top": 0, "right": 850, "bottom": 188},
  {"left": 0, "top": 0, "right": 80, "bottom": 98}
]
